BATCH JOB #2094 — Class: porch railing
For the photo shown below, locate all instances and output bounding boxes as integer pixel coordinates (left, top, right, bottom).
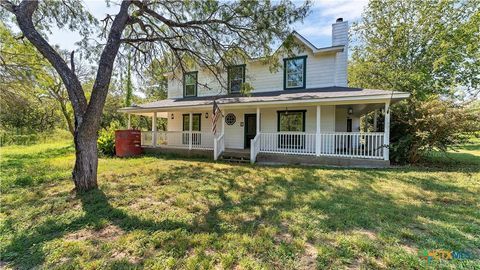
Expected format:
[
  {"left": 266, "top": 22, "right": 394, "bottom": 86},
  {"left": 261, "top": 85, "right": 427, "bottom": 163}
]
[
  {"left": 142, "top": 131, "right": 385, "bottom": 160},
  {"left": 317, "top": 132, "right": 384, "bottom": 159},
  {"left": 141, "top": 131, "right": 214, "bottom": 150},
  {"left": 213, "top": 133, "right": 225, "bottom": 160},
  {"left": 259, "top": 132, "right": 317, "bottom": 155},
  {"left": 257, "top": 132, "right": 384, "bottom": 159},
  {"left": 250, "top": 134, "right": 260, "bottom": 163}
]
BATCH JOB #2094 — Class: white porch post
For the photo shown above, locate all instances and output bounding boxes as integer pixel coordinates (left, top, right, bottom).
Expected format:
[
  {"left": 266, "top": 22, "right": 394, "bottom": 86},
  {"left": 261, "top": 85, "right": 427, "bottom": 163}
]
[
  {"left": 373, "top": 110, "right": 378, "bottom": 132},
  {"left": 383, "top": 102, "right": 390, "bottom": 161},
  {"left": 256, "top": 107, "right": 260, "bottom": 134},
  {"left": 316, "top": 105, "right": 321, "bottom": 156},
  {"left": 364, "top": 113, "right": 368, "bottom": 132},
  {"left": 189, "top": 112, "right": 193, "bottom": 150},
  {"left": 127, "top": 114, "right": 131, "bottom": 129},
  {"left": 221, "top": 110, "right": 225, "bottom": 135},
  {"left": 152, "top": 112, "right": 157, "bottom": 146}
]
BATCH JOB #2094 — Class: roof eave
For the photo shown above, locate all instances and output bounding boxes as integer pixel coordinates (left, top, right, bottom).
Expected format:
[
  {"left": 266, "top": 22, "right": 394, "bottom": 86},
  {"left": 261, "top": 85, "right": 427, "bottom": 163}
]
[{"left": 117, "top": 92, "right": 410, "bottom": 113}]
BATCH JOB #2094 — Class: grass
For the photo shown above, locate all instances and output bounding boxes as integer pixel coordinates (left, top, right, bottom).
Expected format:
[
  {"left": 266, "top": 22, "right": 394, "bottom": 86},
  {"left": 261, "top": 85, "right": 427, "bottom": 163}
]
[{"left": 1, "top": 140, "right": 479, "bottom": 269}]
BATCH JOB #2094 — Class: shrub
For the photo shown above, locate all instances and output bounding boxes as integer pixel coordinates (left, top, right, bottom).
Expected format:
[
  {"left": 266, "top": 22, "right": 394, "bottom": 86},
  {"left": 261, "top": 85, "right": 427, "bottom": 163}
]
[
  {"left": 97, "top": 121, "right": 120, "bottom": 157},
  {"left": 390, "top": 97, "right": 480, "bottom": 164}
]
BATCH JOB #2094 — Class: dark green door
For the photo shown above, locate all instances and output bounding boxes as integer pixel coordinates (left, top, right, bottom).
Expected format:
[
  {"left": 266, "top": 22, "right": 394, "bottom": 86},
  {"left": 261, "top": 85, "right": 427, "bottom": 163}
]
[{"left": 244, "top": 114, "right": 257, "bottom": 148}]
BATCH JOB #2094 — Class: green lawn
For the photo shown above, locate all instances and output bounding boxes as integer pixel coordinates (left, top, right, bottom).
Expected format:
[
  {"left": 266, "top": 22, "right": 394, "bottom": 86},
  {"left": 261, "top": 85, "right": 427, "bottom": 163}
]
[{"left": 1, "top": 140, "right": 479, "bottom": 269}]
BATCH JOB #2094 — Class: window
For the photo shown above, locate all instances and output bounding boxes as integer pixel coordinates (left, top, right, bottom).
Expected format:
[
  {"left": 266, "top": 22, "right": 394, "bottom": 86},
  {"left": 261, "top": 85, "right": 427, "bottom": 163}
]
[
  {"left": 225, "top": 113, "right": 236, "bottom": 125},
  {"left": 227, "top": 65, "right": 245, "bottom": 93},
  {"left": 283, "top": 56, "right": 307, "bottom": 90},
  {"left": 182, "top": 114, "right": 201, "bottom": 145},
  {"left": 183, "top": 72, "right": 198, "bottom": 97},
  {"left": 277, "top": 110, "right": 306, "bottom": 149}
]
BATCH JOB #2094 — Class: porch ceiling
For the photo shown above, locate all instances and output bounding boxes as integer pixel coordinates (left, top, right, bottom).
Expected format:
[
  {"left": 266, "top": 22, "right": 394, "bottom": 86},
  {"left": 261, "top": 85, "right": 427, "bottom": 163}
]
[
  {"left": 336, "top": 103, "right": 385, "bottom": 117},
  {"left": 119, "top": 86, "right": 409, "bottom": 114}
]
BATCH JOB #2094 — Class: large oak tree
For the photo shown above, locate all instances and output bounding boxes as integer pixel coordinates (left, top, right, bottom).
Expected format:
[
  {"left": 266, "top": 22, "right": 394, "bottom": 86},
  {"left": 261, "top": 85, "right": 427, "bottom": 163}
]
[{"left": 1, "top": 0, "right": 310, "bottom": 191}]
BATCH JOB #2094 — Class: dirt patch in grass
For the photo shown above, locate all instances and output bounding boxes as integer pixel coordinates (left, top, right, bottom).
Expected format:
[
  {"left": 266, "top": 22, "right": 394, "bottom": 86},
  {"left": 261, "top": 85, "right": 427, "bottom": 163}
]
[
  {"left": 65, "top": 224, "right": 124, "bottom": 242},
  {"left": 297, "top": 242, "right": 318, "bottom": 270},
  {"left": 354, "top": 229, "right": 378, "bottom": 240}
]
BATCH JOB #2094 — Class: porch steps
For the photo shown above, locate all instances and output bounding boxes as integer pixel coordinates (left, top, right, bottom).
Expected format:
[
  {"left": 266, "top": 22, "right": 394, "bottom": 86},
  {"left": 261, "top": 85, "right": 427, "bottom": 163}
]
[{"left": 220, "top": 150, "right": 250, "bottom": 163}]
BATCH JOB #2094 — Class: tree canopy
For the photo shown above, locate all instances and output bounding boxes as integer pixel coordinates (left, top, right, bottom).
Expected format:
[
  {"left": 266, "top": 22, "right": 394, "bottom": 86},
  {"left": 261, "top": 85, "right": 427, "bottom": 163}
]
[
  {"left": 350, "top": 0, "right": 480, "bottom": 163},
  {"left": 1, "top": 0, "right": 311, "bottom": 191},
  {"left": 350, "top": 0, "right": 480, "bottom": 100}
]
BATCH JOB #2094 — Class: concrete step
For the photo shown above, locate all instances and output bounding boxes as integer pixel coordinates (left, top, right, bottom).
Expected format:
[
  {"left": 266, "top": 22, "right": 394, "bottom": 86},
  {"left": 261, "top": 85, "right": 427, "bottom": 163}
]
[
  {"left": 220, "top": 155, "right": 250, "bottom": 163},
  {"left": 222, "top": 150, "right": 250, "bottom": 159}
]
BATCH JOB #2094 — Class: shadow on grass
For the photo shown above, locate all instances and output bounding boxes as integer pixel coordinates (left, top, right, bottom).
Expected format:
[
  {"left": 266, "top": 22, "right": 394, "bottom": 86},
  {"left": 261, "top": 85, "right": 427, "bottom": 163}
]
[
  {"left": 3, "top": 158, "right": 479, "bottom": 268},
  {"left": 2, "top": 189, "right": 191, "bottom": 269}
]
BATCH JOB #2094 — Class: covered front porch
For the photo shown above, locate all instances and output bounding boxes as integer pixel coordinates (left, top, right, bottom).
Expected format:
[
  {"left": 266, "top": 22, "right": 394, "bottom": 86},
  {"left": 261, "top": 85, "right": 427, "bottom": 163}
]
[{"left": 129, "top": 102, "right": 392, "bottom": 165}]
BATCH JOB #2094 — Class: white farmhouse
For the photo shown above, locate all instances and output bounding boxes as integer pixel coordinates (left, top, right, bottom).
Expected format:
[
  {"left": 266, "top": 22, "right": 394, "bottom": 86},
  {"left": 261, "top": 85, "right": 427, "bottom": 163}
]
[{"left": 119, "top": 18, "right": 409, "bottom": 167}]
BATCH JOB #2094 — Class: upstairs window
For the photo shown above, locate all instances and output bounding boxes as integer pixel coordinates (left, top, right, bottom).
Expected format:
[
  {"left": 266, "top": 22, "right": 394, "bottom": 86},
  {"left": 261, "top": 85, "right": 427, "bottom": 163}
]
[
  {"left": 283, "top": 56, "right": 307, "bottom": 90},
  {"left": 228, "top": 65, "right": 245, "bottom": 93},
  {"left": 183, "top": 71, "right": 198, "bottom": 97}
]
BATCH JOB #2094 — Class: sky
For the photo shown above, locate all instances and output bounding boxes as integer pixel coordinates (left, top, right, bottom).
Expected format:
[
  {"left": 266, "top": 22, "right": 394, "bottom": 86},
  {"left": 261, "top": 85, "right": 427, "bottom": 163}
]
[{"left": 48, "top": 0, "right": 369, "bottom": 51}]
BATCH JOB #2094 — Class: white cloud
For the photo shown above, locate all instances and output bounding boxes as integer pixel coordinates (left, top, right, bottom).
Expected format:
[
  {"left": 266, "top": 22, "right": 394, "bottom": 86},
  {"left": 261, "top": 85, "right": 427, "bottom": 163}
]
[
  {"left": 313, "top": 0, "right": 369, "bottom": 20},
  {"left": 293, "top": 0, "right": 369, "bottom": 46},
  {"left": 298, "top": 24, "right": 331, "bottom": 37}
]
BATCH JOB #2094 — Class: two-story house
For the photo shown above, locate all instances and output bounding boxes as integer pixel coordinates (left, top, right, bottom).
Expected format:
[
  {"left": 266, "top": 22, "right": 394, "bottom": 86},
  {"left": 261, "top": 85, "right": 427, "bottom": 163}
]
[{"left": 119, "top": 18, "right": 409, "bottom": 167}]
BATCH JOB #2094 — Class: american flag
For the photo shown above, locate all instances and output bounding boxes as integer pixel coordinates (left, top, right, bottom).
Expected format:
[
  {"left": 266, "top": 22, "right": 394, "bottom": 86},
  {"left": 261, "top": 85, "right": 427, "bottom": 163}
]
[{"left": 211, "top": 99, "right": 221, "bottom": 135}]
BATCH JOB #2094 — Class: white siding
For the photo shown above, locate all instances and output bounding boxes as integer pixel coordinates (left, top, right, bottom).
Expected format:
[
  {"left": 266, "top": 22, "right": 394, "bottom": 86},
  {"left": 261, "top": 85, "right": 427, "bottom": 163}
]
[
  {"left": 167, "top": 78, "right": 183, "bottom": 99},
  {"left": 222, "top": 109, "right": 255, "bottom": 149},
  {"left": 247, "top": 50, "right": 338, "bottom": 93},
  {"left": 168, "top": 49, "right": 340, "bottom": 98},
  {"left": 320, "top": 105, "right": 335, "bottom": 132},
  {"left": 166, "top": 21, "right": 349, "bottom": 98},
  {"left": 167, "top": 49, "right": 340, "bottom": 98},
  {"left": 166, "top": 105, "right": 337, "bottom": 149},
  {"left": 167, "top": 71, "right": 225, "bottom": 99},
  {"left": 167, "top": 110, "right": 214, "bottom": 133},
  {"left": 335, "top": 107, "right": 360, "bottom": 132}
]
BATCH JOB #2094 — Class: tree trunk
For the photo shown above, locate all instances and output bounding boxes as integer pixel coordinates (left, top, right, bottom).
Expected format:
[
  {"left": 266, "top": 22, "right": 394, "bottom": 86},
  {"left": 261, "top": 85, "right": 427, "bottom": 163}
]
[
  {"left": 7, "top": 0, "right": 131, "bottom": 192},
  {"left": 72, "top": 133, "right": 98, "bottom": 191}
]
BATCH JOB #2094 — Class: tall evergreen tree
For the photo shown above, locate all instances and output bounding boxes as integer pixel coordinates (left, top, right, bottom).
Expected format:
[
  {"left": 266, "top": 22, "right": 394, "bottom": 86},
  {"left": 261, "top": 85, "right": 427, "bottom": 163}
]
[{"left": 124, "top": 53, "right": 133, "bottom": 107}]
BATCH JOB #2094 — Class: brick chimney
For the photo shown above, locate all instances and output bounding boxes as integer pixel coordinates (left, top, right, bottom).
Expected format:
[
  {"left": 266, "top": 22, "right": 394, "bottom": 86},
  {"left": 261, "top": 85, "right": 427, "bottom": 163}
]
[{"left": 332, "top": 18, "right": 348, "bottom": 87}]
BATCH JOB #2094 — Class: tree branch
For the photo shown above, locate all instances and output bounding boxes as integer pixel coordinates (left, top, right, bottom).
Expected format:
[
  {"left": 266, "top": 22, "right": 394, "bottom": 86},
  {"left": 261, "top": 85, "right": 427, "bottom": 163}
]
[
  {"left": 70, "top": 50, "right": 75, "bottom": 74},
  {"left": 11, "top": 0, "right": 87, "bottom": 124},
  {"left": 0, "top": 0, "right": 15, "bottom": 13},
  {"left": 80, "top": 0, "right": 132, "bottom": 136}
]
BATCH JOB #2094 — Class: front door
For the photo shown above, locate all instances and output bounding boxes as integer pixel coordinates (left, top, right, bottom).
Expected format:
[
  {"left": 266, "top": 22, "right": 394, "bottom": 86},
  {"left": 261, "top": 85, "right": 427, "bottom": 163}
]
[
  {"left": 346, "top": 118, "right": 353, "bottom": 149},
  {"left": 347, "top": 118, "right": 352, "bottom": 132},
  {"left": 244, "top": 114, "right": 257, "bottom": 148}
]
